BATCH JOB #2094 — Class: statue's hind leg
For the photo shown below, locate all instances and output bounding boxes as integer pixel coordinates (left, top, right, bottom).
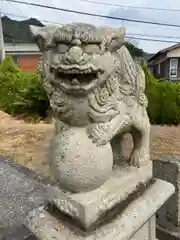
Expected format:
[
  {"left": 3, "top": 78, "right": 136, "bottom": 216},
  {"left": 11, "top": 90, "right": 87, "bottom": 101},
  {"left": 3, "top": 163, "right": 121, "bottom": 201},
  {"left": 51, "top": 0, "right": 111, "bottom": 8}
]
[
  {"left": 110, "top": 134, "right": 127, "bottom": 166},
  {"left": 128, "top": 113, "right": 150, "bottom": 167}
]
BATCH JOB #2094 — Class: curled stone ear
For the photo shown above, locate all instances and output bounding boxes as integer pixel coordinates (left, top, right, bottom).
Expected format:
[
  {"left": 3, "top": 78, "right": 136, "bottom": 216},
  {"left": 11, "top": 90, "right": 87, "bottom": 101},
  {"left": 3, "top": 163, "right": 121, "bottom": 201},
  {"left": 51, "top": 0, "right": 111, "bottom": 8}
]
[
  {"left": 29, "top": 24, "right": 62, "bottom": 52},
  {"left": 109, "top": 27, "right": 126, "bottom": 52},
  {"left": 29, "top": 25, "right": 47, "bottom": 52},
  {"left": 99, "top": 26, "right": 126, "bottom": 52},
  {"left": 29, "top": 25, "right": 42, "bottom": 36}
]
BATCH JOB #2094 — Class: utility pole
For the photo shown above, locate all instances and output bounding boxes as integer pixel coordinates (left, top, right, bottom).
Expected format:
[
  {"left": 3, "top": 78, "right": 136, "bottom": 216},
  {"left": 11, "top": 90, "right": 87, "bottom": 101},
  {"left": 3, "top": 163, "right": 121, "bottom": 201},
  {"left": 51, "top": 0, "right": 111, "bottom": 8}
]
[{"left": 0, "top": 0, "right": 5, "bottom": 62}]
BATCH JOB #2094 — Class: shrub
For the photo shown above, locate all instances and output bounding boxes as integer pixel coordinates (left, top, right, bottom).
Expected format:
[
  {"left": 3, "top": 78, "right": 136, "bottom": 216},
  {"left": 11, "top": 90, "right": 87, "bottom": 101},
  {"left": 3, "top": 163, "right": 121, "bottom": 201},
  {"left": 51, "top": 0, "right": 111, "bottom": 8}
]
[
  {"left": 0, "top": 56, "right": 50, "bottom": 120},
  {"left": 13, "top": 71, "right": 50, "bottom": 120},
  {"left": 142, "top": 63, "right": 180, "bottom": 125},
  {"left": 0, "top": 57, "right": 21, "bottom": 114}
]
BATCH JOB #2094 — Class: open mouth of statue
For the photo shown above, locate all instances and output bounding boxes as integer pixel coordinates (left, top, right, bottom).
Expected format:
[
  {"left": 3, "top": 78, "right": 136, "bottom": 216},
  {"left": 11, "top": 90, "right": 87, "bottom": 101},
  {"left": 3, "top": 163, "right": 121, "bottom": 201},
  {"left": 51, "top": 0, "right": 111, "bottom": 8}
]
[{"left": 51, "top": 64, "right": 103, "bottom": 94}]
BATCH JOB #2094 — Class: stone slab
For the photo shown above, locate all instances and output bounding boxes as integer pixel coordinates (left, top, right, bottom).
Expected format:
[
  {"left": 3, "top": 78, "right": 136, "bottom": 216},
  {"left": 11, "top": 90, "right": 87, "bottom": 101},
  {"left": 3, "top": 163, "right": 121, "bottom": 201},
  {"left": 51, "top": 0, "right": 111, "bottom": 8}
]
[
  {"left": 153, "top": 156, "right": 179, "bottom": 226},
  {"left": 25, "top": 178, "right": 174, "bottom": 240},
  {"left": 47, "top": 161, "right": 152, "bottom": 229},
  {"left": 0, "top": 156, "right": 56, "bottom": 186},
  {"left": 0, "top": 156, "right": 48, "bottom": 237}
]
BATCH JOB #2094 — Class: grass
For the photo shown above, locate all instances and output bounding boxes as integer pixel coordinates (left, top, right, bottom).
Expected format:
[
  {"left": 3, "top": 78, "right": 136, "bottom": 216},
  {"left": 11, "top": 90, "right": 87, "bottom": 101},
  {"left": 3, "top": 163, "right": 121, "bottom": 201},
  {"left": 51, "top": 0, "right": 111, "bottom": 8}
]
[{"left": 0, "top": 111, "right": 179, "bottom": 177}]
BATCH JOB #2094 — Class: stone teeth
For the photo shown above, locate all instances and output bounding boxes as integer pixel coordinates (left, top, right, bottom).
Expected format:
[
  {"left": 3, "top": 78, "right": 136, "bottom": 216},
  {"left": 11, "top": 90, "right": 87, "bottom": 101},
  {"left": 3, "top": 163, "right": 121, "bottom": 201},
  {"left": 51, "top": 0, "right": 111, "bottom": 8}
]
[
  {"left": 72, "top": 79, "right": 80, "bottom": 85},
  {"left": 56, "top": 65, "right": 99, "bottom": 75}
]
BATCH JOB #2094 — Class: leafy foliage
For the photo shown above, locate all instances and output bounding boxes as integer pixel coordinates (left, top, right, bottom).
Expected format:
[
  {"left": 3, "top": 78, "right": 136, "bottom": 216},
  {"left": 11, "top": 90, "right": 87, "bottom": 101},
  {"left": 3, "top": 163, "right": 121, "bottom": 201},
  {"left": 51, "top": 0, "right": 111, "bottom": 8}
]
[
  {"left": 0, "top": 56, "right": 49, "bottom": 120},
  {"left": 142, "top": 63, "right": 180, "bottom": 125}
]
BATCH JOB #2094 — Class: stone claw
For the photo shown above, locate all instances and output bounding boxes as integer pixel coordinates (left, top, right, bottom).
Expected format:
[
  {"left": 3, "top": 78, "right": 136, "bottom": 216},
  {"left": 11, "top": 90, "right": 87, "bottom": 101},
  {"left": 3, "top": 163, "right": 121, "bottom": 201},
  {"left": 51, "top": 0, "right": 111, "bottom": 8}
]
[{"left": 128, "top": 152, "right": 140, "bottom": 168}]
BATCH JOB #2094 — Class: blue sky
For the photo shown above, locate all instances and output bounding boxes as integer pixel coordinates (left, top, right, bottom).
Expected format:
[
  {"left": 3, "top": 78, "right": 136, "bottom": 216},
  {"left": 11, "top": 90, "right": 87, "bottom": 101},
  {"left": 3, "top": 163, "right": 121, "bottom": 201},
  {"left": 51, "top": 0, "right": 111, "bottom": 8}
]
[{"left": 2, "top": 0, "right": 180, "bottom": 53}]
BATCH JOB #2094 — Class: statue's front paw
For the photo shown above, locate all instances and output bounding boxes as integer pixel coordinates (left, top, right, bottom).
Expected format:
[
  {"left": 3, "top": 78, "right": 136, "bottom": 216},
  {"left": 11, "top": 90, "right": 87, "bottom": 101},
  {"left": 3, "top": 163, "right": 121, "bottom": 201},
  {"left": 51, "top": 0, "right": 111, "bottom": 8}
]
[{"left": 87, "top": 124, "right": 110, "bottom": 146}]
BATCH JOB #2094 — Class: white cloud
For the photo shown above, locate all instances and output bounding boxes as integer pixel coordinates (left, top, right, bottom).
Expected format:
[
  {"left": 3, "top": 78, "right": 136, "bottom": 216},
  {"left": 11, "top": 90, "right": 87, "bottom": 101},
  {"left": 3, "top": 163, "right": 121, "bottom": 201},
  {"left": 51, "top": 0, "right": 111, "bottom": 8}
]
[{"left": 2, "top": 0, "right": 180, "bottom": 53}]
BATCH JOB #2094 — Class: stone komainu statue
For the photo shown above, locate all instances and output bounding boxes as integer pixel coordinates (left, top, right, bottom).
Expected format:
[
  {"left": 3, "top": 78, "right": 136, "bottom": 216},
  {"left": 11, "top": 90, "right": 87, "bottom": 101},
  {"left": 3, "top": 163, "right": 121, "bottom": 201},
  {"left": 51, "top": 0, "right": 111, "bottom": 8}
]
[{"left": 31, "top": 23, "right": 150, "bottom": 169}]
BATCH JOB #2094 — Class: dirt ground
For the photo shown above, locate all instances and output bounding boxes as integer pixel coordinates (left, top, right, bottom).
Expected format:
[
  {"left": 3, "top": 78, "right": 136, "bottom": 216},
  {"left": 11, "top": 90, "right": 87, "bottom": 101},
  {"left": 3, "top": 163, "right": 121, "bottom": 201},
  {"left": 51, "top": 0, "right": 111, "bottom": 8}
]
[{"left": 0, "top": 111, "right": 179, "bottom": 177}]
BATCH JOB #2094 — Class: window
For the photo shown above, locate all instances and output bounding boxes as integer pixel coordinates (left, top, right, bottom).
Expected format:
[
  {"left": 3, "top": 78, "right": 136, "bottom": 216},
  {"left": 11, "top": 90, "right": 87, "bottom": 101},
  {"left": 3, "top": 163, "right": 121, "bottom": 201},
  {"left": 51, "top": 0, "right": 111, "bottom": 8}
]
[
  {"left": 169, "top": 58, "right": 178, "bottom": 78},
  {"left": 157, "top": 63, "right": 161, "bottom": 75}
]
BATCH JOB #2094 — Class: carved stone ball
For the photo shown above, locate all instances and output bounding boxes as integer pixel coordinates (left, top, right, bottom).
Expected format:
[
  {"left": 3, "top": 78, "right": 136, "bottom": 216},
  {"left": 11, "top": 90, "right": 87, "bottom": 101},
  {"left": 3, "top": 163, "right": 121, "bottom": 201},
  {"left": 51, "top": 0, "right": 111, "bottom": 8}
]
[{"left": 49, "top": 126, "right": 113, "bottom": 193}]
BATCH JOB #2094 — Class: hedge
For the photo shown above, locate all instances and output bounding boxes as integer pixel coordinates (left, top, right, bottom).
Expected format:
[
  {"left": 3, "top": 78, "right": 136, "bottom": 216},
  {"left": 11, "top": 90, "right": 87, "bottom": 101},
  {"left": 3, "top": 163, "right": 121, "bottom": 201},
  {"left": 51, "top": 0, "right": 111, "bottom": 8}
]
[
  {"left": 142, "top": 63, "right": 180, "bottom": 125},
  {"left": 0, "top": 56, "right": 49, "bottom": 121}
]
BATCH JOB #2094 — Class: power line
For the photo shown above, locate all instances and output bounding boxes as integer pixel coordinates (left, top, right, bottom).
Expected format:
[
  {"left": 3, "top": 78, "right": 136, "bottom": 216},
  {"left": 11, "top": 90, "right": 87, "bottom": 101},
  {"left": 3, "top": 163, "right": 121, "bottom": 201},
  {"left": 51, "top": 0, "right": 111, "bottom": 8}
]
[
  {"left": 4, "top": 0, "right": 180, "bottom": 29},
  {"left": 4, "top": 11, "right": 180, "bottom": 40},
  {"left": 127, "top": 33, "right": 180, "bottom": 40},
  {"left": 5, "top": 5, "right": 180, "bottom": 39},
  {"left": 79, "top": 0, "right": 180, "bottom": 13},
  {"left": 2, "top": 11, "right": 60, "bottom": 25},
  {"left": 2, "top": 11, "right": 180, "bottom": 44},
  {"left": 7, "top": 1, "right": 26, "bottom": 18},
  {"left": 4, "top": 0, "right": 56, "bottom": 24},
  {"left": 23, "top": 0, "right": 41, "bottom": 20},
  {"left": 3, "top": 11, "right": 180, "bottom": 43},
  {"left": 126, "top": 36, "right": 179, "bottom": 44}
]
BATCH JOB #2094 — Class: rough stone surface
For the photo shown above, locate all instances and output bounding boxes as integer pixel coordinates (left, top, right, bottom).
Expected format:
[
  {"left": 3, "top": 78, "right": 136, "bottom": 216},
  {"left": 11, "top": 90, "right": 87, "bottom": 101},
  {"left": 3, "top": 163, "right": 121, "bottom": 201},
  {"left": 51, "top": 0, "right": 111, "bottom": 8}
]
[
  {"left": 153, "top": 156, "right": 180, "bottom": 227},
  {"left": 1, "top": 225, "right": 37, "bottom": 240},
  {"left": 0, "top": 156, "right": 47, "bottom": 237},
  {"left": 47, "top": 161, "right": 152, "bottom": 229},
  {"left": 50, "top": 126, "right": 113, "bottom": 192},
  {"left": 31, "top": 23, "right": 150, "bottom": 193},
  {"left": 25, "top": 179, "right": 174, "bottom": 240}
]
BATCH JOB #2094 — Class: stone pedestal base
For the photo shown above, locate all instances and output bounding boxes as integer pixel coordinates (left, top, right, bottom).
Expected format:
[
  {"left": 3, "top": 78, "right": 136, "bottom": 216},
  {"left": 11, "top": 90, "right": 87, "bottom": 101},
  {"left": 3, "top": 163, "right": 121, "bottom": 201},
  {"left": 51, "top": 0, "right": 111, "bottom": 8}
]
[
  {"left": 153, "top": 157, "right": 180, "bottom": 240},
  {"left": 131, "top": 215, "right": 156, "bottom": 240},
  {"left": 47, "top": 161, "right": 152, "bottom": 229},
  {"left": 24, "top": 178, "right": 174, "bottom": 240}
]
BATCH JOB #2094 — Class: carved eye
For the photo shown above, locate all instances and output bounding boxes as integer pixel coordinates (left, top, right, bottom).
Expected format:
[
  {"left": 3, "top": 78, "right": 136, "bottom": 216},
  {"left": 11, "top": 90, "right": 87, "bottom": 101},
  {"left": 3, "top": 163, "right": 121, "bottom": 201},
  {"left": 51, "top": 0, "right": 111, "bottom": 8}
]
[
  {"left": 57, "top": 44, "right": 70, "bottom": 53},
  {"left": 84, "top": 44, "right": 101, "bottom": 54}
]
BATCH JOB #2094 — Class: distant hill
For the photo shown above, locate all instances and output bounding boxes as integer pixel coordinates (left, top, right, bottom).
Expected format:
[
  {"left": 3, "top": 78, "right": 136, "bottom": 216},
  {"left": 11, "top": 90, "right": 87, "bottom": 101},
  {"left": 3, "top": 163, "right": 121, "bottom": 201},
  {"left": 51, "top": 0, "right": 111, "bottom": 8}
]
[{"left": 2, "top": 16, "right": 44, "bottom": 44}]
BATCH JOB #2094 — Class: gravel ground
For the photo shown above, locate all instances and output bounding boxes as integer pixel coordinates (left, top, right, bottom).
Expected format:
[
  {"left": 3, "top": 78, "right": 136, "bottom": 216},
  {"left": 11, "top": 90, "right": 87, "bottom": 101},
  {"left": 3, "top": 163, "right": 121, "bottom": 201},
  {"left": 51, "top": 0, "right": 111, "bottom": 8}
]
[{"left": 0, "top": 111, "right": 179, "bottom": 177}]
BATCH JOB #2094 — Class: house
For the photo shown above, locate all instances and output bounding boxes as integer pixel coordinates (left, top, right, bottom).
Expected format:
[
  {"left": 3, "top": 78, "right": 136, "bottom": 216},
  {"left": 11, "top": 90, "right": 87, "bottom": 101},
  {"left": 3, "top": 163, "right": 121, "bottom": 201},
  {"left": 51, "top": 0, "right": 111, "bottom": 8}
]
[
  {"left": 148, "top": 43, "right": 180, "bottom": 81},
  {"left": 5, "top": 43, "right": 41, "bottom": 72}
]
